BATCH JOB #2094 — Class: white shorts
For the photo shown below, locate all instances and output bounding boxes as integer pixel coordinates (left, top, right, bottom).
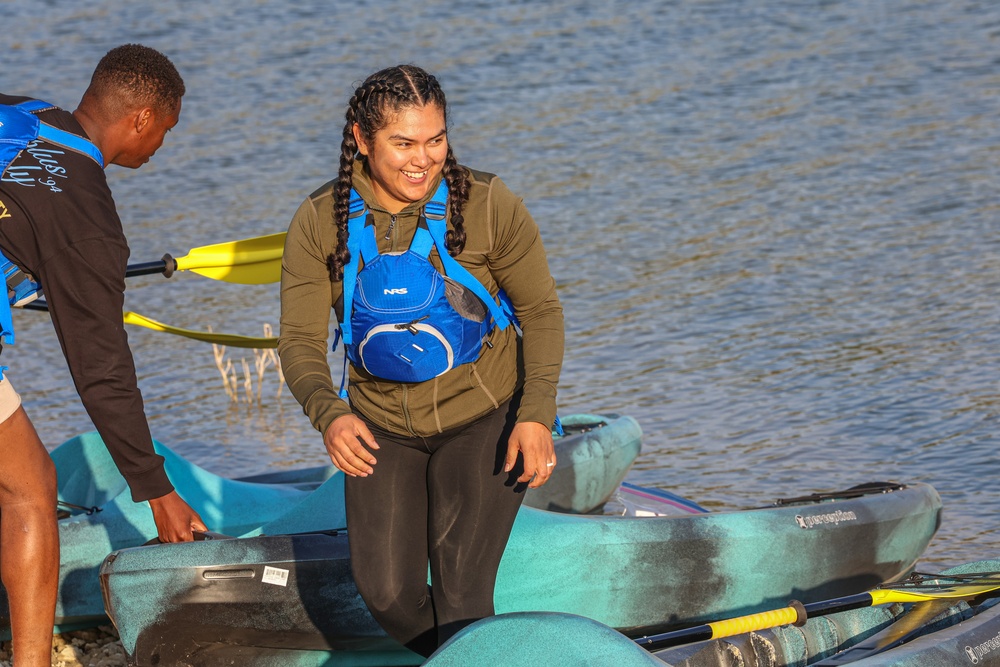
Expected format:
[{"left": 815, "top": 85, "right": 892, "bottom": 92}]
[{"left": 0, "top": 375, "right": 22, "bottom": 425}]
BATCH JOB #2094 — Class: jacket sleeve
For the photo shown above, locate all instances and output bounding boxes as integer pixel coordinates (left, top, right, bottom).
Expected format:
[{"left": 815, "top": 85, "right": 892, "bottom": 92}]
[
  {"left": 277, "top": 196, "right": 353, "bottom": 436},
  {"left": 38, "top": 237, "right": 172, "bottom": 502},
  {"left": 486, "top": 178, "right": 564, "bottom": 427}
]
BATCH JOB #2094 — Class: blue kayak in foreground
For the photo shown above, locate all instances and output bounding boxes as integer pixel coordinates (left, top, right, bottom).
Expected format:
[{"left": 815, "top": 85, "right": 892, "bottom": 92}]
[
  {"left": 425, "top": 559, "right": 1000, "bottom": 667},
  {"left": 99, "top": 480, "right": 941, "bottom": 666},
  {"left": 0, "top": 413, "right": 641, "bottom": 638}
]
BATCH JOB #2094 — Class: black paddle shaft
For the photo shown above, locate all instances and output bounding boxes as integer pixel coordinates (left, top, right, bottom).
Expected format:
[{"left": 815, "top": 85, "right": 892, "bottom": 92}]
[
  {"left": 635, "top": 592, "right": 875, "bottom": 652},
  {"left": 125, "top": 254, "right": 177, "bottom": 279},
  {"left": 18, "top": 255, "right": 178, "bottom": 314}
]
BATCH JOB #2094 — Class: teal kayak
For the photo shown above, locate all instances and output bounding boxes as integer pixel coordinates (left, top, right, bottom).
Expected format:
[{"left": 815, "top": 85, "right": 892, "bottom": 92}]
[
  {"left": 99, "top": 480, "right": 942, "bottom": 666},
  {"left": 424, "top": 559, "right": 1000, "bottom": 667},
  {"left": 0, "top": 412, "right": 640, "bottom": 637}
]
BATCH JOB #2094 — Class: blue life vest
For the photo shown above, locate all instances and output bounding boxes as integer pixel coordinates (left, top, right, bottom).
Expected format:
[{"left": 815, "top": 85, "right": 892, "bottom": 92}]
[
  {"left": 335, "top": 181, "right": 513, "bottom": 392},
  {"left": 0, "top": 100, "right": 104, "bottom": 346}
]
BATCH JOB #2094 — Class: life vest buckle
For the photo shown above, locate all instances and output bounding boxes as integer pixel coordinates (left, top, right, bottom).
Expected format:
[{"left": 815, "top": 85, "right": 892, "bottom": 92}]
[{"left": 424, "top": 199, "right": 447, "bottom": 221}]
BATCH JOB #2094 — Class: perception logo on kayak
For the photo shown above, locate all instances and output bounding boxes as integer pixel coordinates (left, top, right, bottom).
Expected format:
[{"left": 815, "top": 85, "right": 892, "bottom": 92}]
[
  {"left": 966, "top": 630, "right": 1000, "bottom": 664},
  {"left": 795, "top": 510, "right": 858, "bottom": 529}
]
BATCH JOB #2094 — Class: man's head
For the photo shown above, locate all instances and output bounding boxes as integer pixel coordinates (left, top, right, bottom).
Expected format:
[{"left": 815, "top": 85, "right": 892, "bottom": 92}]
[{"left": 76, "top": 44, "right": 184, "bottom": 169}]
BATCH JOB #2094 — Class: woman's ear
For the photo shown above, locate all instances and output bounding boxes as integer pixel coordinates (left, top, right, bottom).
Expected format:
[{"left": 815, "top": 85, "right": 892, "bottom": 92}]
[{"left": 353, "top": 122, "right": 370, "bottom": 156}]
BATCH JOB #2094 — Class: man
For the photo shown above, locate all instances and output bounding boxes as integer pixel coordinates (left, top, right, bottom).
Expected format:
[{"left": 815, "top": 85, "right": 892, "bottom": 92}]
[{"left": 0, "top": 44, "right": 207, "bottom": 665}]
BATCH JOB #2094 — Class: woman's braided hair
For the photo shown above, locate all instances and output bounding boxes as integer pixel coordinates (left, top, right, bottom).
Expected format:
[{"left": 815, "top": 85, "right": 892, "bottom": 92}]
[{"left": 327, "top": 65, "right": 470, "bottom": 281}]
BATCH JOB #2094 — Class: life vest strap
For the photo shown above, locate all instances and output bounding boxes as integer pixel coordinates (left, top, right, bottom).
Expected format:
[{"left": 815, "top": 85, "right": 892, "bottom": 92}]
[
  {"left": 341, "top": 200, "right": 368, "bottom": 347},
  {"left": 0, "top": 298, "right": 12, "bottom": 346},
  {"left": 1, "top": 100, "right": 104, "bottom": 168},
  {"left": 36, "top": 124, "right": 103, "bottom": 166},
  {"left": 0, "top": 100, "right": 103, "bottom": 346},
  {"left": 357, "top": 215, "right": 380, "bottom": 266},
  {"left": 409, "top": 219, "right": 434, "bottom": 257},
  {"left": 422, "top": 181, "right": 510, "bottom": 330},
  {"left": 0, "top": 250, "right": 23, "bottom": 345}
]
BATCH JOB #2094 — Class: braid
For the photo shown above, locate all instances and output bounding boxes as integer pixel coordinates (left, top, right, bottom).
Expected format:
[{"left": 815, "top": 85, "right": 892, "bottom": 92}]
[
  {"left": 442, "top": 147, "right": 470, "bottom": 256},
  {"left": 329, "top": 64, "right": 461, "bottom": 277},
  {"left": 325, "top": 99, "right": 358, "bottom": 281}
]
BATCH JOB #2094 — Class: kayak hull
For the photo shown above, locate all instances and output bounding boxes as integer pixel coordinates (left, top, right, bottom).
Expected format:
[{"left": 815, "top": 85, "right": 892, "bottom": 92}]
[
  {"left": 0, "top": 413, "right": 639, "bottom": 637},
  {"left": 100, "top": 481, "right": 942, "bottom": 666}
]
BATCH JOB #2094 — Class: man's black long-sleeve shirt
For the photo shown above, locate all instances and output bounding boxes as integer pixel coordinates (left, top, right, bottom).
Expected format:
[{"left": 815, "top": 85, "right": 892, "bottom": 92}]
[{"left": 0, "top": 94, "right": 171, "bottom": 501}]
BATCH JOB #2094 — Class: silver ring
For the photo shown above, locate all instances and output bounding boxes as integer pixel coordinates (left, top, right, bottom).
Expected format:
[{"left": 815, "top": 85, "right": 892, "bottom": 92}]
[{"left": 546, "top": 462, "right": 555, "bottom": 467}]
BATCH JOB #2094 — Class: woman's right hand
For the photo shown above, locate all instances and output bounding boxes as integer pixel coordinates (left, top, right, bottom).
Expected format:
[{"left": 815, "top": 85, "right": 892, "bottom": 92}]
[{"left": 323, "top": 414, "right": 380, "bottom": 476}]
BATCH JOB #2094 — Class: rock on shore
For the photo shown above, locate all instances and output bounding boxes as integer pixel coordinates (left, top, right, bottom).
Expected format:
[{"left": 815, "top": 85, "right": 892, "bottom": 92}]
[{"left": 0, "top": 627, "right": 125, "bottom": 667}]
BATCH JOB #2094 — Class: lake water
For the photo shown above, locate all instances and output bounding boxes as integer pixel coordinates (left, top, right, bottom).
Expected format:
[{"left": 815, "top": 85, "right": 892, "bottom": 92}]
[{"left": 5, "top": 0, "right": 1000, "bottom": 568}]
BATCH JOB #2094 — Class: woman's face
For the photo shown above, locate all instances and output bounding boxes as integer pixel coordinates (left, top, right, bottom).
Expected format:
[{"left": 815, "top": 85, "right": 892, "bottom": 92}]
[{"left": 354, "top": 103, "right": 448, "bottom": 214}]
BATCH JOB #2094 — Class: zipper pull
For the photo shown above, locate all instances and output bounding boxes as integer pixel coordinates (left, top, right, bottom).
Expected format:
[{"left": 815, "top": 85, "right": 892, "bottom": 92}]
[
  {"left": 396, "top": 315, "right": 430, "bottom": 334},
  {"left": 384, "top": 214, "right": 397, "bottom": 241}
]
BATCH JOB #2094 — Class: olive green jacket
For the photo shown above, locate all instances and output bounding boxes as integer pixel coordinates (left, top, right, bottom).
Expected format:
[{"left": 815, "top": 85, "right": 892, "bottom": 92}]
[{"left": 278, "top": 161, "right": 564, "bottom": 438}]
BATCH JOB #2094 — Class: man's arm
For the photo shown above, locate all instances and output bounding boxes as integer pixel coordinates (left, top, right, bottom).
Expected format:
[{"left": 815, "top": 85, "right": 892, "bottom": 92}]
[
  {"left": 38, "top": 237, "right": 206, "bottom": 540},
  {"left": 40, "top": 237, "right": 172, "bottom": 500}
]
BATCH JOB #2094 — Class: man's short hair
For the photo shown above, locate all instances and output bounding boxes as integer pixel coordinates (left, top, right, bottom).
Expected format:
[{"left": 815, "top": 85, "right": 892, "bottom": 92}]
[{"left": 87, "top": 44, "right": 185, "bottom": 117}]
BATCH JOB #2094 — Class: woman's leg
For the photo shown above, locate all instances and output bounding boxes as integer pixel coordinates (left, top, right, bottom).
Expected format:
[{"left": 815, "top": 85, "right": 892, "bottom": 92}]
[
  {"left": 344, "top": 426, "right": 438, "bottom": 655},
  {"left": 426, "top": 398, "right": 525, "bottom": 646}
]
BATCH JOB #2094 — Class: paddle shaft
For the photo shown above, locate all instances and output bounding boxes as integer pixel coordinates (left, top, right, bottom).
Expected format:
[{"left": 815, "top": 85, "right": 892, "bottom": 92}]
[
  {"left": 8, "top": 256, "right": 178, "bottom": 287},
  {"left": 125, "top": 254, "right": 177, "bottom": 279},
  {"left": 635, "top": 593, "right": 875, "bottom": 652}
]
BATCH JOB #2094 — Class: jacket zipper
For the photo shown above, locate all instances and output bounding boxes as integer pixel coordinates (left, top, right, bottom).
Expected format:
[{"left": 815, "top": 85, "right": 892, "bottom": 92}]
[{"left": 384, "top": 214, "right": 396, "bottom": 241}]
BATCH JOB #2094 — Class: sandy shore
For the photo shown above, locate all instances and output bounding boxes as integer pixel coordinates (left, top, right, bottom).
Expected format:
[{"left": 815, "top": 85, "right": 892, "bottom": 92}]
[{"left": 0, "top": 627, "right": 125, "bottom": 667}]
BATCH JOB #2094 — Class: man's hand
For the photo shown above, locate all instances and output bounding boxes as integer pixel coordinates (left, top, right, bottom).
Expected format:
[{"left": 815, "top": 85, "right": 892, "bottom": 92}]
[{"left": 148, "top": 490, "right": 208, "bottom": 542}]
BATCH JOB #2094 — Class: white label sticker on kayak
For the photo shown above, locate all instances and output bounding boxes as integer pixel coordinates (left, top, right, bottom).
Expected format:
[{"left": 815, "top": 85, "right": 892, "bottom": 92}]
[{"left": 262, "top": 566, "right": 289, "bottom": 587}]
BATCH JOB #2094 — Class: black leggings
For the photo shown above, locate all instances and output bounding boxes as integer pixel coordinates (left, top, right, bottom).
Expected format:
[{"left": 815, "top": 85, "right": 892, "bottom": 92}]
[{"left": 344, "top": 398, "right": 526, "bottom": 657}]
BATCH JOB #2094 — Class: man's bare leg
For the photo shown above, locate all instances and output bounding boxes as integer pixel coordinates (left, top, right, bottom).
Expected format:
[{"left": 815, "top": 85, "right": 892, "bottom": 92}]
[{"left": 0, "top": 407, "right": 58, "bottom": 667}]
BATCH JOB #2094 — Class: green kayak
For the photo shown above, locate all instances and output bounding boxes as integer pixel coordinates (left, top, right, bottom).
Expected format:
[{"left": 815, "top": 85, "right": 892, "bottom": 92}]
[
  {"left": 0, "top": 412, "right": 640, "bottom": 638},
  {"left": 99, "top": 480, "right": 941, "bottom": 666}
]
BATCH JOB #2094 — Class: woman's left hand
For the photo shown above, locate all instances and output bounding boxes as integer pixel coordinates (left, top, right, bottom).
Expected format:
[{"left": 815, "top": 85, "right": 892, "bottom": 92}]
[{"left": 504, "top": 421, "right": 556, "bottom": 488}]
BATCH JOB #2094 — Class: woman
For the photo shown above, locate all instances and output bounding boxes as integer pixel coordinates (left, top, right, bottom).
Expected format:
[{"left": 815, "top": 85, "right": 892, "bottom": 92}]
[{"left": 278, "top": 64, "right": 563, "bottom": 656}]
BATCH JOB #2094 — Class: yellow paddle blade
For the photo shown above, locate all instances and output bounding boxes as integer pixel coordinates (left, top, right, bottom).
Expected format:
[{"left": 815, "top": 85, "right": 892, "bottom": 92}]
[
  {"left": 173, "top": 232, "right": 286, "bottom": 285},
  {"left": 870, "top": 579, "right": 1000, "bottom": 604},
  {"left": 122, "top": 311, "right": 278, "bottom": 348}
]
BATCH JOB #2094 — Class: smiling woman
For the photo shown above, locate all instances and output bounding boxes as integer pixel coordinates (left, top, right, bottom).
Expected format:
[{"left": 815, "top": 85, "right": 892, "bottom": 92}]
[{"left": 277, "top": 64, "right": 565, "bottom": 657}]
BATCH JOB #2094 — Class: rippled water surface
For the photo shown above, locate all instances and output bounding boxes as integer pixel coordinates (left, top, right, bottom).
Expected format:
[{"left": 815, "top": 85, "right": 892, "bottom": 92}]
[{"left": 6, "top": 0, "right": 1000, "bottom": 567}]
